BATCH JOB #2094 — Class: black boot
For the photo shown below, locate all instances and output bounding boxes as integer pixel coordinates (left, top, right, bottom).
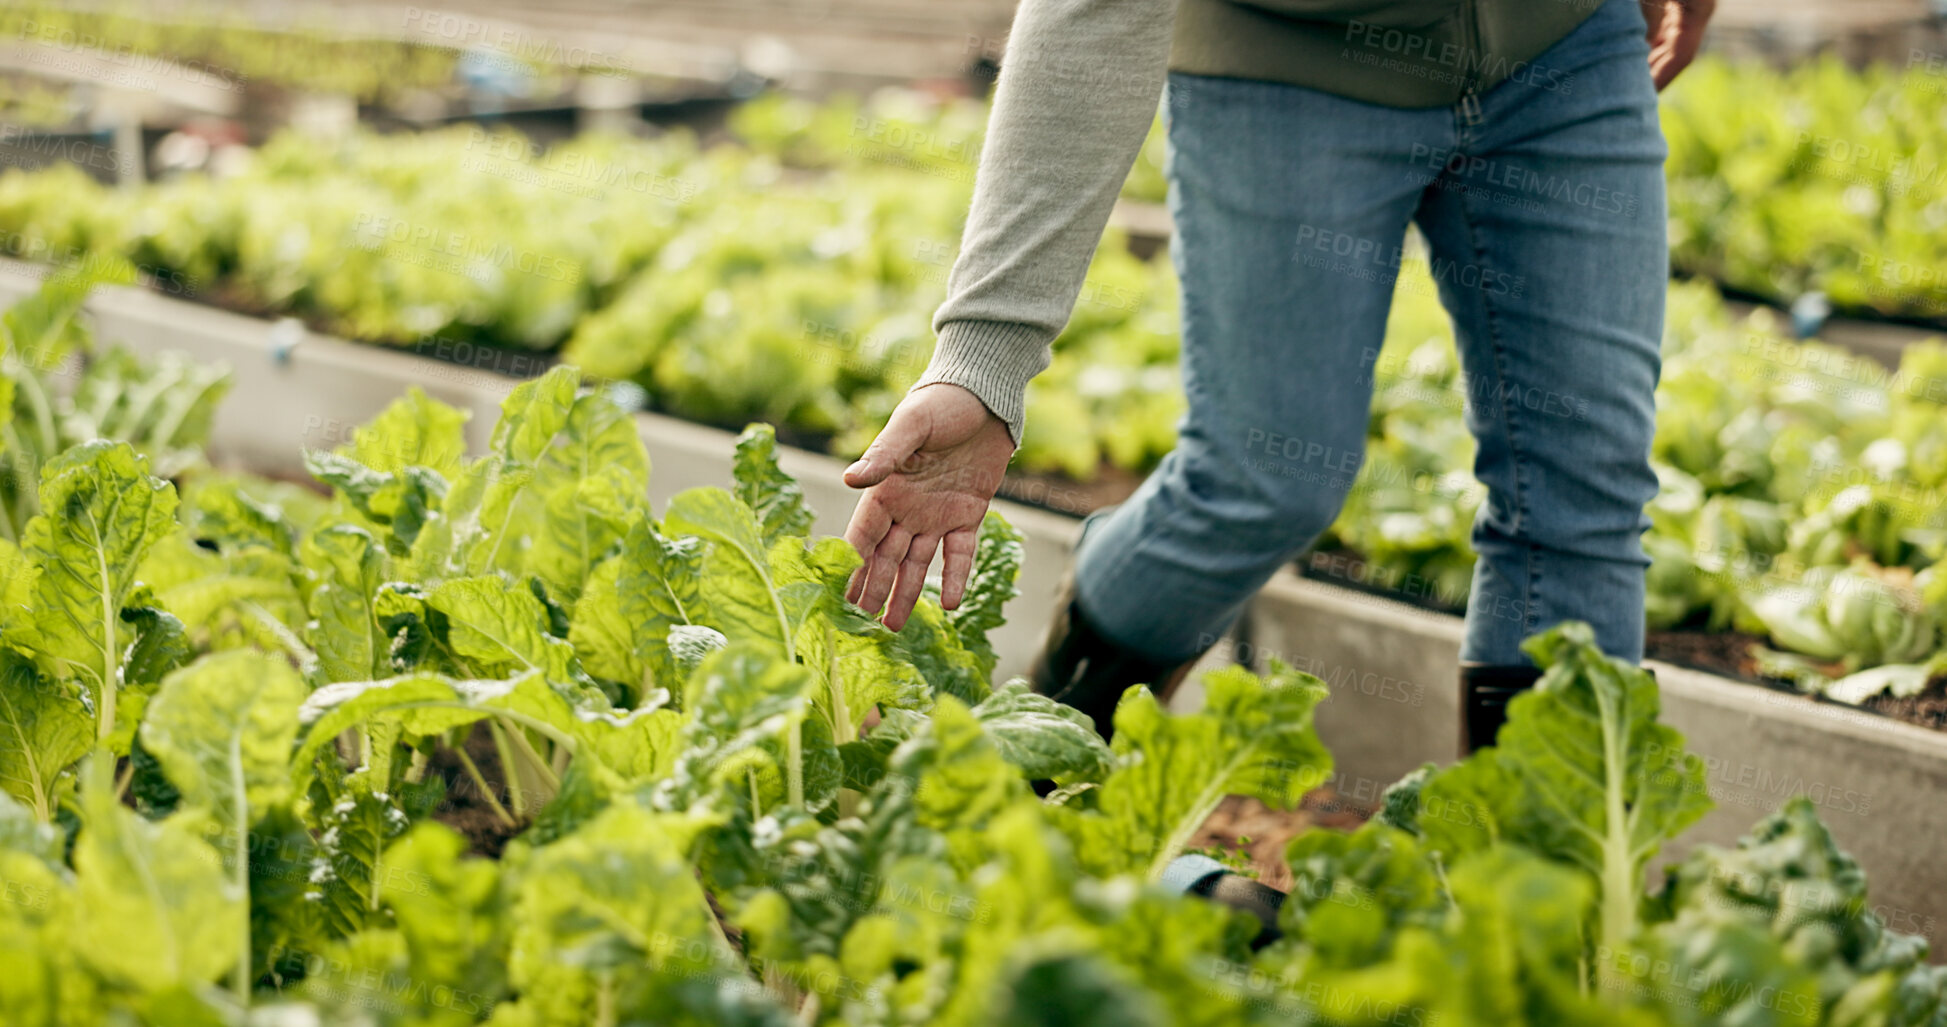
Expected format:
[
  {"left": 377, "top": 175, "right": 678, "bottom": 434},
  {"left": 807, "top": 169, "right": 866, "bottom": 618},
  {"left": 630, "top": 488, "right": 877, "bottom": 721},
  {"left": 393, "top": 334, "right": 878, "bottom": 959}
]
[
  {"left": 1458, "top": 663, "right": 1543, "bottom": 754},
  {"left": 1161, "top": 854, "right": 1286, "bottom": 950},
  {"left": 1028, "top": 572, "right": 1201, "bottom": 743}
]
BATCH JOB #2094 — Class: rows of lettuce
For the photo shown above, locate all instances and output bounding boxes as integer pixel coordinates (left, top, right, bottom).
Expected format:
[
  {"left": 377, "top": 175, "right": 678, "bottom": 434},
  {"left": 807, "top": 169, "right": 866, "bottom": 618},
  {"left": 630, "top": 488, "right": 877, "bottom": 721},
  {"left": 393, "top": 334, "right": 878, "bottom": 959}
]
[
  {"left": 0, "top": 120, "right": 1183, "bottom": 481},
  {"left": 745, "top": 58, "right": 1947, "bottom": 326},
  {"left": 6, "top": 271, "right": 1947, "bottom": 1026},
  {"left": 1345, "top": 275, "right": 1947, "bottom": 703},
  {"left": 2, "top": 102, "right": 1945, "bottom": 701},
  {"left": 1660, "top": 57, "right": 1947, "bottom": 324},
  {"left": 0, "top": 2, "right": 597, "bottom": 106}
]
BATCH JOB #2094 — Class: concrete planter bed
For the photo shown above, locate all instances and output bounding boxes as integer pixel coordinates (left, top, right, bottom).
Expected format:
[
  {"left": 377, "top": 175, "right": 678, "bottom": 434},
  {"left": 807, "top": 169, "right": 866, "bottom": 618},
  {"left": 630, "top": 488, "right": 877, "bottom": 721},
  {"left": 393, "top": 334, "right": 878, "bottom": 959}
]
[{"left": 6, "top": 257, "right": 1946, "bottom": 957}]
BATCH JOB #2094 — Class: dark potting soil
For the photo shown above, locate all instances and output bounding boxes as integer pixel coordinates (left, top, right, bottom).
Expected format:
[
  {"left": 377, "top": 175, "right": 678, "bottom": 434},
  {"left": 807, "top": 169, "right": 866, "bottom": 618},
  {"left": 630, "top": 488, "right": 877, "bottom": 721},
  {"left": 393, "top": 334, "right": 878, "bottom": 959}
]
[
  {"left": 1864, "top": 680, "right": 1947, "bottom": 731},
  {"left": 1644, "top": 629, "right": 1767, "bottom": 683},
  {"left": 1191, "top": 787, "right": 1374, "bottom": 892},
  {"left": 424, "top": 723, "right": 527, "bottom": 859}
]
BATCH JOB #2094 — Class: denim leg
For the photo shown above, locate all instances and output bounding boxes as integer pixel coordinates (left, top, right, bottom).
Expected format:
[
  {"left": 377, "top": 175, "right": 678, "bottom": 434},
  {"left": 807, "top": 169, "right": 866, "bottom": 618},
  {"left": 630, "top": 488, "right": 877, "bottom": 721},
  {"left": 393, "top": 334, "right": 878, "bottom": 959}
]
[
  {"left": 1410, "top": 0, "right": 1668, "bottom": 664},
  {"left": 1073, "top": 72, "right": 1451, "bottom": 664}
]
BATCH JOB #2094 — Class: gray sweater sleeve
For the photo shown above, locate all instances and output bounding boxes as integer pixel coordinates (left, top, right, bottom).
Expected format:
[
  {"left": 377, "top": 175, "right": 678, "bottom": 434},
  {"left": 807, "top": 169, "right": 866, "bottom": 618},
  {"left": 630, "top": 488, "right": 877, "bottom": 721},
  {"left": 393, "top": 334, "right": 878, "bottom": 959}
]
[{"left": 917, "top": 0, "right": 1180, "bottom": 445}]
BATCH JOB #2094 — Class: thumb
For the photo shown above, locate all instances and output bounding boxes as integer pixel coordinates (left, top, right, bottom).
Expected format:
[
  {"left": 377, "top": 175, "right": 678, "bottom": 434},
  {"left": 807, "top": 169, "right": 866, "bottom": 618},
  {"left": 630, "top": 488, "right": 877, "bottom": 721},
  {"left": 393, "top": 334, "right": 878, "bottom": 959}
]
[{"left": 844, "top": 408, "right": 929, "bottom": 488}]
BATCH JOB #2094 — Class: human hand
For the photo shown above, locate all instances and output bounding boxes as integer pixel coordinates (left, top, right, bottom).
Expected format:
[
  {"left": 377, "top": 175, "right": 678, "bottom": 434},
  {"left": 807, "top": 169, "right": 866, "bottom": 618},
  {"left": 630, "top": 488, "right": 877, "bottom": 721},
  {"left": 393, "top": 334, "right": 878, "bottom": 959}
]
[
  {"left": 1643, "top": 0, "right": 1715, "bottom": 91},
  {"left": 841, "top": 383, "right": 1016, "bottom": 631}
]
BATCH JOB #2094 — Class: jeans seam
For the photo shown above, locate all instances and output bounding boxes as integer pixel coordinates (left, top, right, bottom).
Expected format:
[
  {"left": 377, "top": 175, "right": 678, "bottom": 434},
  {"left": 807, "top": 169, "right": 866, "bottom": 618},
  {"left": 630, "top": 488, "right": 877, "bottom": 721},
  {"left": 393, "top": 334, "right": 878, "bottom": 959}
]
[{"left": 1452, "top": 183, "right": 1541, "bottom": 635}]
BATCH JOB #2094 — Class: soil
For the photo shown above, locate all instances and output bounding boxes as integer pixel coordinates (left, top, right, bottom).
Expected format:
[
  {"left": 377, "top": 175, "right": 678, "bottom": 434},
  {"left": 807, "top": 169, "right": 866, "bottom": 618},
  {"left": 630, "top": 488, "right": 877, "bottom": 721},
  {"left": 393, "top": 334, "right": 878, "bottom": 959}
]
[
  {"left": 1865, "top": 678, "right": 1947, "bottom": 730},
  {"left": 1190, "top": 786, "right": 1374, "bottom": 892},
  {"left": 424, "top": 723, "right": 528, "bottom": 858},
  {"left": 1644, "top": 629, "right": 1768, "bottom": 682}
]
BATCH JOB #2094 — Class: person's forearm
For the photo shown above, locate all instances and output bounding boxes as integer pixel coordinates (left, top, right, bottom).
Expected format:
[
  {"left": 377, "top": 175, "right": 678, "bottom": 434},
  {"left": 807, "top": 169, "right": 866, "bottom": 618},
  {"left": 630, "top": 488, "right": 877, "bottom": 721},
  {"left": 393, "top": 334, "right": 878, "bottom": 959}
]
[{"left": 919, "top": 0, "right": 1180, "bottom": 445}]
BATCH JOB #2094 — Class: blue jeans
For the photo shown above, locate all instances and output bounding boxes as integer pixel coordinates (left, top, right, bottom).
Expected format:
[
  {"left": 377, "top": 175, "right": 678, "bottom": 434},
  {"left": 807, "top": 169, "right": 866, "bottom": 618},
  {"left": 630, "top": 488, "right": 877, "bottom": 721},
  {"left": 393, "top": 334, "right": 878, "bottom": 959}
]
[{"left": 1074, "top": 0, "right": 1667, "bottom": 666}]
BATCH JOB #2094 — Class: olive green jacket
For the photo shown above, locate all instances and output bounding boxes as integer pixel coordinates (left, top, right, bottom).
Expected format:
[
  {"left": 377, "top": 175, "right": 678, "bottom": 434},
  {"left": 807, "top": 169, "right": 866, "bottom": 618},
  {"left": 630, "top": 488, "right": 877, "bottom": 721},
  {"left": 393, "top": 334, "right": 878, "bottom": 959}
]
[{"left": 1174, "top": 0, "right": 1603, "bottom": 107}]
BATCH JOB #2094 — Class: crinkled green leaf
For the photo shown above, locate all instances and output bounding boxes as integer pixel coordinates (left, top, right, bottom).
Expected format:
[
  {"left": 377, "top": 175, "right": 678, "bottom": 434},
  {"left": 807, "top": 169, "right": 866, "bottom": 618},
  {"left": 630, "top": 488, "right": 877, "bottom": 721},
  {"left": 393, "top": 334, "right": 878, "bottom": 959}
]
[
  {"left": 73, "top": 758, "right": 243, "bottom": 994},
  {"left": 665, "top": 486, "right": 791, "bottom": 656},
  {"left": 380, "top": 823, "right": 509, "bottom": 1015},
  {"left": 1420, "top": 621, "right": 1712, "bottom": 954},
  {"left": 305, "top": 763, "right": 413, "bottom": 940},
  {"left": 182, "top": 474, "right": 296, "bottom": 554},
  {"left": 490, "top": 365, "right": 580, "bottom": 466},
  {"left": 576, "top": 704, "right": 686, "bottom": 782},
  {"left": 301, "top": 523, "right": 389, "bottom": 683},
  {"left": 427, "top": 575, "right": 582, "bottom": 687},
  {"left": 0, "top": 649, "right": 88, "bottom": 822},
  {"left": 507, "top": 801, "right": 733, "bottom": 1021},
  {"left": 1056, "top": 660, "right": 1331, "bottom": 881},
  {"left": 304, "top": 450, "right": 449, "bottom": 557},
  {"left": 141, "top": 650, "right": 308, "bottom": 843},
  {"left": 657, "top": 643, "right": 822, "bottom": 813},
  {"left": 1654, "top": 797, "right": 1938, "bottom": 1022},
  {"left": 120, "top": 604, "right": 191, "bottom": 689},
  {"left": 569, "top": 516, "right": 703, "bottom": 704},
  {"left": 343, "top": 385, "right": 470, "bottom": 479},
  {"left": 24, "top": 440, "right": 178, "bottom": 747},
  {"left": 887, "top": 598, "right": 988, "bottom": 706},
  {"left": 946, "top": 511, "right": 1023, "bottom": 681},
  {"left": 1278, "top": 823, "right": 1446, "bottom": 970},
  {"left": 139, "top": 532, "right": 307, "bottom": 655},
  {"left": 733, "top": 423, "right": 814, "bottom": 549},
  {"left": 971, "top": 679, "right": 1114, "bottom": 784},
  {"left": 526, "top": 391, "right": 650, "bottom": 601}
]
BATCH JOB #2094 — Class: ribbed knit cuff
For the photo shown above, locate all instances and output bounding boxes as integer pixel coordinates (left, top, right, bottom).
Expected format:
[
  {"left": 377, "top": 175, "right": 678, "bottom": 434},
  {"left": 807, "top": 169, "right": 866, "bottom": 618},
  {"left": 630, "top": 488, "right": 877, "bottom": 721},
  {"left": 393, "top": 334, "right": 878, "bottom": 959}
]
[{"left": 915, "top": 319, "right": 1052, "bottom": 447}]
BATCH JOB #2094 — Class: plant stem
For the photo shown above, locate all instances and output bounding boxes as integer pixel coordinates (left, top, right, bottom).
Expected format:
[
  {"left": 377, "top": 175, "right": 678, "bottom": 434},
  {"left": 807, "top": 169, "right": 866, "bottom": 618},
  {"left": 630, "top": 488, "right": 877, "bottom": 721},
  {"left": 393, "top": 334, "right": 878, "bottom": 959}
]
[
  {"left": 594, "top": 969, "right": 616, "bottom": 1027},
  {"left": 748, "top": 765, "right": 762, "bottom": 821},
  {"left": 786, "top": 717, "right": 804, "bottom": 810},
  {"left": 826, "top": 621, "right": 849, "bottom": 740},
  {"left": 499, "top": 718, "right": 560, "bottom": 793},
  {"left": 94, "top": 508, "right": 116, "bottom": 744},
  {"left": 230, "top": 736, "right": 253, "bottom": 1003},
  {"left": 488, "top": 720, "right": 525, "bottom": 819},
  {"left": 453, "top": 741, "right": 517, "bottom": 829},
  {"left": 15, "top": 372, "right": 58, "bottom": 466},
  {"left": 1597, "top": 675, "right": 1635, "bottom": 970}
]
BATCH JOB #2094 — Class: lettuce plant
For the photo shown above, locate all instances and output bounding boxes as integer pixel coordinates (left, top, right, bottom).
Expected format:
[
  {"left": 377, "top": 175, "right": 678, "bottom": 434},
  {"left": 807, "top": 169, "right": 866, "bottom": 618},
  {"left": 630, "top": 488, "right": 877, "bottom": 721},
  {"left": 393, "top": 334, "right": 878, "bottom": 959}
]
[{"left": 0, "top": 369, "right": 1941, "bottom": 1024}]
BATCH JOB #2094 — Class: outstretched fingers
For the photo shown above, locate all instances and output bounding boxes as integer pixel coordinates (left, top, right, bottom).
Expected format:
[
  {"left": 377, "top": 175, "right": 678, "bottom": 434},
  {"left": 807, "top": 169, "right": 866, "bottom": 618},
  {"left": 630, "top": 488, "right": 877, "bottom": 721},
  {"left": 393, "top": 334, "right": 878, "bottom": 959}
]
[
  {"left": 883, "top": 532, "right": 941, "bottom": 632},
  {"left": 844, "top": 497, "right": 892, "bottom": 605},
  {"left": 855, "top": 524, "right": 913, "bottom": 617},
  {"left": 938, "top": 529, "right": 978, "bottom": 610}
]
